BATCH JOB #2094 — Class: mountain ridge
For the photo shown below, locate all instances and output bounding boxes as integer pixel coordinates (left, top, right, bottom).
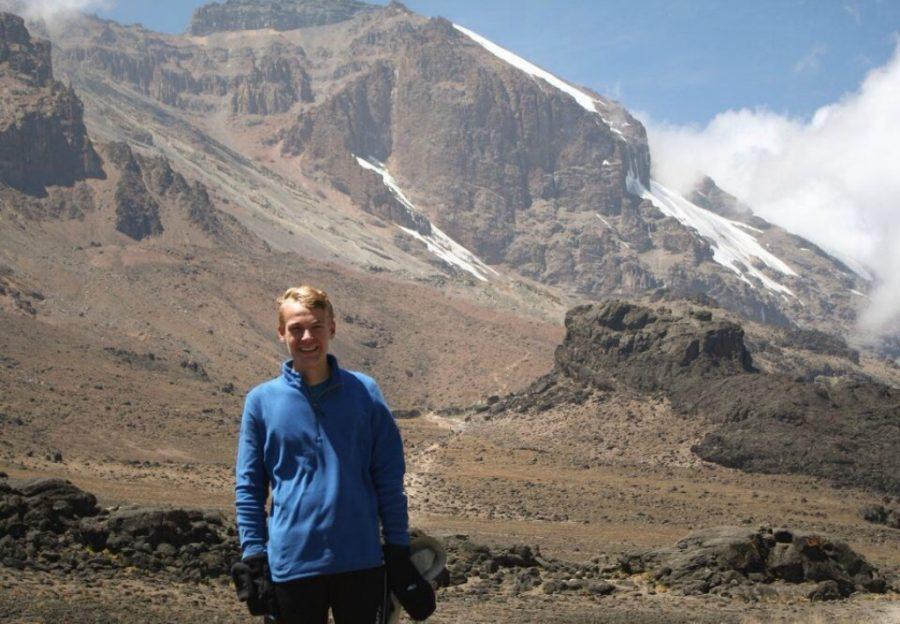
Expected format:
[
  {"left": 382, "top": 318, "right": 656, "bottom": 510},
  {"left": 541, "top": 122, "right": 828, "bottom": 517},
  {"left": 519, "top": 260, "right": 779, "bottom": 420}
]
[{"left": 33, "top": 3, "right": 877, "bottom": 346}]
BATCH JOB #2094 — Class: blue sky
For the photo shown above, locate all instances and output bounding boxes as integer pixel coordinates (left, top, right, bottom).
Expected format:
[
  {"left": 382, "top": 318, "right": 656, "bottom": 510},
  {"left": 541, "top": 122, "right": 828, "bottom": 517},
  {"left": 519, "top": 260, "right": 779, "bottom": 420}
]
[{"left": 88, "top": 0, "right": 900, "bottom": 125}]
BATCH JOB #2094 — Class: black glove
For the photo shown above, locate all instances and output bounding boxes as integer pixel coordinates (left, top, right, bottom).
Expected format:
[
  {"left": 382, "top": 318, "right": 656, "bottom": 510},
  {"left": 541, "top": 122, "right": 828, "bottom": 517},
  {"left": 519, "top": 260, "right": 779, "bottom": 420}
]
[
  {"left": 231, "top": 552, "right": 277, "bottom": 617},
  {"left": 383, "top": 543, "right": 436, "bottom": 621}
]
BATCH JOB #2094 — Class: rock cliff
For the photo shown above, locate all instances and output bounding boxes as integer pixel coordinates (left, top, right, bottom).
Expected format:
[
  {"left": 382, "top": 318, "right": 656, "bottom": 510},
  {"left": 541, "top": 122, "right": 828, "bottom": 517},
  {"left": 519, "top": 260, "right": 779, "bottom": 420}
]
[
  {"left": 0, "top": 13, "right": 102, "bottom": 195},
  {"left": 189, "top": 0, "right": 375, "bottom": 36},
  {"left": 282, "top": 16, "right": 652, "bottom": 269},
  {"left": 102, "top": 141, "right": 256, "bottom": 244},
  {"left": 58, "top": 20, "right": 312, "bottom": 114}
]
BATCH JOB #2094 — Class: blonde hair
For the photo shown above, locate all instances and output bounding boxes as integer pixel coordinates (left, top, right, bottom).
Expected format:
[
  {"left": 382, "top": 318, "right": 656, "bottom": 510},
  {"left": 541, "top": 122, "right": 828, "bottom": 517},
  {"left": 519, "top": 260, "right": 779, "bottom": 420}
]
[{"left": 277, "top": 285, "right": 334, "bottom": 328}]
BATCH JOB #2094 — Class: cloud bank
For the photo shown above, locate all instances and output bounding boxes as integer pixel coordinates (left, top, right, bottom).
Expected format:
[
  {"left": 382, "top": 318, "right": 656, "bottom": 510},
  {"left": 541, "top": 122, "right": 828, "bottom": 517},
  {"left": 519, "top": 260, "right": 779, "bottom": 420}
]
[{"left": 646, "top": 43, "right": 900, "bottom": 340}]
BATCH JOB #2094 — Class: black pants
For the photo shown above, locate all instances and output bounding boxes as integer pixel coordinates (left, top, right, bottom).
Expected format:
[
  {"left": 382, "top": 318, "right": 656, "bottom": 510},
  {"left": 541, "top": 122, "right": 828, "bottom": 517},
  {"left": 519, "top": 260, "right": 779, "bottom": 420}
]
[{"left": 274, "top": 566, "right": 387, "bottom": 624}]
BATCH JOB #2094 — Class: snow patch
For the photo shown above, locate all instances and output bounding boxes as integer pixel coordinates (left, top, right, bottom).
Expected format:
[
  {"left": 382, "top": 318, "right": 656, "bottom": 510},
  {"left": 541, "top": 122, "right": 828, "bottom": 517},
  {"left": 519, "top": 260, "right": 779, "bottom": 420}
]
[
  {"left": 397, "top": 225, "right": 497, "bottom": 282},
  {"left": 454, "top": 24, "right": 596, "bottom": 113},
  {"left": 453, "top": 24, "right": 630, "bottom": 137},
  {"left": 596, "top": 214, "right": 630, "bottom": 249},
  {"left": 355, "top": 156, "right": 497, "bottom": 282},
  {"left": 355, "top": 156, "right": 417, "bottom": 213},
  {"left": 626, "top": 171, "right": 798, "bottom": 296}
]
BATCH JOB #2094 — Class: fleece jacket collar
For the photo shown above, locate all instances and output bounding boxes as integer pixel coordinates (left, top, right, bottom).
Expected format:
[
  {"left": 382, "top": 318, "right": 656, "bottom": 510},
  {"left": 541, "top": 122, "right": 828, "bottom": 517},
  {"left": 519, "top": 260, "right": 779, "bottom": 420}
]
[{"left": 281, "top": 353, "right": 344, "bottom": 392}]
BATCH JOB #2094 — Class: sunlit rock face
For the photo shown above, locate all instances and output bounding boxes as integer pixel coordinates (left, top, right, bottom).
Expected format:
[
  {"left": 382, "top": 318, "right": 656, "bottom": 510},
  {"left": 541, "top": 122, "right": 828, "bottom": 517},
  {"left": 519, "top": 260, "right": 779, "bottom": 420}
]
[
  {"left": 42, "top": 1, "right": 871, "bottom": 336},
  {"left": 0, "top": 13, "right": 102, "bottom": 195},
  {"left": 188, "top": 0, "right": 376, "bottom": 36}
]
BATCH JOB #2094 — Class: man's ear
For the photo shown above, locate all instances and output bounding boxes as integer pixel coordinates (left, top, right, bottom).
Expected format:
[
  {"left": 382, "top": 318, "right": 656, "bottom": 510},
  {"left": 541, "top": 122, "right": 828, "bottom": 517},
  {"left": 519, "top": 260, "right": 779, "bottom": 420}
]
[
  {"left": 277, "top": 325, "right": 286, "bottom": 342},
  {"left": 330, "top": 318, "right": 336, "bottom": 337}
]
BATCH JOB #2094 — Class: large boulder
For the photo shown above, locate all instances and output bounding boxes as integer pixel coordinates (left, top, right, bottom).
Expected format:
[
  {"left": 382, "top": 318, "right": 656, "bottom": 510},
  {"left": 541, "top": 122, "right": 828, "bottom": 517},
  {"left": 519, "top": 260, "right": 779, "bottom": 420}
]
[
  {"left": 555, "top": 301, "right": 754, "bottom": 394},
  {"left": 860, "top": 502, "right": 900, "bottom": 529},
  {"left": 622, "top": 526, "right": 888, "bottom": 598}
]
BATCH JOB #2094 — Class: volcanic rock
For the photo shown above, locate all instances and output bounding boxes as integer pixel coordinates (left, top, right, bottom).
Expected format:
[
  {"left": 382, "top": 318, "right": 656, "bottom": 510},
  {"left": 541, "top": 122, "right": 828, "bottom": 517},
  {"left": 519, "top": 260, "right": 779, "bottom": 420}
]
[
  {"left": 189, "top": 0, "right": 376, "bottom": 36},
  {"left": 0, "top": 13, "right": 102, "bottom": 195},
  {"left": 554, "top": 300, "right": 754, "bottom": 394},
  {"left": 111, "top": 143, "right": 164, "bottom": 240},
  {"left": 282, "top": 15, "right": 651, "bottom": 270},
  {"left": 860, "top": 502, "right": 900, "bottom": 529},
  {"left": 494, "top": 300, "right": 900, "bottom": 494},
  {"left": 0, "top": 478, "right": 238, "bottom": 580},
  {"left": 622, "top": 526, "right": 887, "bottom": 598},
  {"left": 689, "top": 176, "right": 766, "bottom": 228}
]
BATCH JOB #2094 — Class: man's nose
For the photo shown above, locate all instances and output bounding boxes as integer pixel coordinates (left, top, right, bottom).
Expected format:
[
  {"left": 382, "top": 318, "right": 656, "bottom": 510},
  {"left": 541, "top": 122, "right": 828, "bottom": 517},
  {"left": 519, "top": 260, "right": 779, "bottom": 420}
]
[{"left": 300, "top": 329, "right": 314, "bottom": 340}]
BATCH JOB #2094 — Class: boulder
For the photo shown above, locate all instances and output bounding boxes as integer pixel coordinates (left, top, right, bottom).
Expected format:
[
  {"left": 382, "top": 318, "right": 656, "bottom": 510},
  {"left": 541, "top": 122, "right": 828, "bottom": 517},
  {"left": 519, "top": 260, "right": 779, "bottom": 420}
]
[{"left": 625, "top": 526, "right": 887, "bottom": 598}]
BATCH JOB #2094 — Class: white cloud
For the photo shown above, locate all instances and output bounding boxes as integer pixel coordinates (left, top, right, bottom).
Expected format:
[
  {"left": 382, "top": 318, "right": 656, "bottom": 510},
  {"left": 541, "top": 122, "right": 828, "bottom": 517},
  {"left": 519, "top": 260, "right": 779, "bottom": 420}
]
[
  {"left": 20, "top": 0, "right": 113, "bottom": 22},
  {"left": 645, "top": 43, "right": 900, "bottom": 340}
]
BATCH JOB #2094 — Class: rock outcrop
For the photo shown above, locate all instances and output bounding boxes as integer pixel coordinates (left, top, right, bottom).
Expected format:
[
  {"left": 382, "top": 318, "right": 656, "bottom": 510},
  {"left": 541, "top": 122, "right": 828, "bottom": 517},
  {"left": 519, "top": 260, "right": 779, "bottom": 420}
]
[
  {"left": 59, "top": 23, "right": 312, "bottom": 114},
  {"left": 230, "top": 53, "right": 313, "bottom": 114},
  {"left": 101, "top": 141, "right": 257, "bottom": 245},
  {"left": 0, "top": 477, "right": 237, "bottom": 580},
  {"left": 493, "top": 300, "right": 900, "bottom": 494},
  {"left": 554, "top": 301, "right": 754, "bottom": 393},
  {"left": 107, "top": 143, "right": 164, "bottom": 240},
  {"left": 619, "top": 526, "right": 888, "bottom": 598},
  {"left": 0, "top": 13, "right": 102, "bottom": 195},
  {"left": 860, "top": 501, "right": 900, "bottom": 529},
  {"left": 189, "top": 0, "right": 375, "bottom": 36}
]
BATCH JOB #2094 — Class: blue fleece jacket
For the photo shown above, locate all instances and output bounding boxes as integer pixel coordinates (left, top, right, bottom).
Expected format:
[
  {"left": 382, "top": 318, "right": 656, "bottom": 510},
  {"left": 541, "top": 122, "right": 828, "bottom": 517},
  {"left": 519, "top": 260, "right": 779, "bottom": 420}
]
[{"left": 235, "top": 355, "right": 409, "bottom": 582}]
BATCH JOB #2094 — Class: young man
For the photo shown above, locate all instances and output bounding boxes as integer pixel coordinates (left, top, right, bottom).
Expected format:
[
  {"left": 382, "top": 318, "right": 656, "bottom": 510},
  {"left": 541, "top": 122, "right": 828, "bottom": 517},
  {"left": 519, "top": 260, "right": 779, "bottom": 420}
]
[{"left": 235, "top": 286, "right": 432, "bottom": 623}]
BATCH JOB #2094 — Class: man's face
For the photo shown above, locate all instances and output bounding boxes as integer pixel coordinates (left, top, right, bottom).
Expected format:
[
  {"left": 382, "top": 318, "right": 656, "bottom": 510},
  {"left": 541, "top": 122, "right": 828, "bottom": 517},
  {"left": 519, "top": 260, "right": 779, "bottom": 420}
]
[{"left": 278, "top": 301, "right": 335, "bottom": 376}]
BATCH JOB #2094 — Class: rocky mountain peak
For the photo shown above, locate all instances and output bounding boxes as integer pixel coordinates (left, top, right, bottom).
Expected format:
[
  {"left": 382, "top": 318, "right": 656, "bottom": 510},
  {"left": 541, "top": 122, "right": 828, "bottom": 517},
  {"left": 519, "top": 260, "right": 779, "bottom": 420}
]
[
  {"left": 0, "top": 12, "right": 102, "bottom": 195},
  {"left": 0, "top": 12, "right": 51, "bottom": 86},
  {"left": 188, "top": 0, "right": 377, "bottom": 36}
]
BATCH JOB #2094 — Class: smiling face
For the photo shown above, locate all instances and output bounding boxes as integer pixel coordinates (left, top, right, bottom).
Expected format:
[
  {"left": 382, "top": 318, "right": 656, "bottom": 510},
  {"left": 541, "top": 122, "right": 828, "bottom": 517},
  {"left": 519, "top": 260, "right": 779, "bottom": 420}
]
[{"left": 278, "top": 300, "right": 336, "bottom": 385}]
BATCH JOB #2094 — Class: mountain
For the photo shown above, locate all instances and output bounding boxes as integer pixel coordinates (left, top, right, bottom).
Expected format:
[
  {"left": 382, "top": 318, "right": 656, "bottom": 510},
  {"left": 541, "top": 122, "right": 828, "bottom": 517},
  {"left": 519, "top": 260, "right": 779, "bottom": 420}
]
[
  {"left": 0, "top": 10, "right": 560, "bottom": 421},
  {"left": 2, "top": 6, "right": 900, "bottom": 623},
  {"left": 30, "top": 0, "right": 874, "bottom": 346},
  {"left": 0, "top": 0, "right": 895, "bottom": 486}
]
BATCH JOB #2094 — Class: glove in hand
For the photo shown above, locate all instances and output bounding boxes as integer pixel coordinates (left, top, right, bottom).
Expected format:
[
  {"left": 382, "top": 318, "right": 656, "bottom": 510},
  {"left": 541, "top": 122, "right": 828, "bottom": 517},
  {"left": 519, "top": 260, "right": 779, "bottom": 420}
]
[
  {"left": 230, "top": 553, "right": 277, "bottom": 617},
  {"left": 383, "top": 543, "right": 436, "bottom": 621}
]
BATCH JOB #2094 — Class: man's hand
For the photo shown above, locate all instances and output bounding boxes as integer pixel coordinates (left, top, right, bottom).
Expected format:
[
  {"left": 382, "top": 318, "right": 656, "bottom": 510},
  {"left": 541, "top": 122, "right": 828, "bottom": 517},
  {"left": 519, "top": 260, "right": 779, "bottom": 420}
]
[
  {"left": 230, "top": 552, "right": 277, "bottom": 617},
  {"left": 383, "top": 544, "right": 436, "bottom": 620}
]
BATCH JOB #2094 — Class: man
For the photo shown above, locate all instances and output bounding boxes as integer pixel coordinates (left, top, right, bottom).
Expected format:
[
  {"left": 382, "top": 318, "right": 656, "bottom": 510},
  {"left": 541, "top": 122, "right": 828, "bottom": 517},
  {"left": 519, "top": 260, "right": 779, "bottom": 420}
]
[{"left": 235, "top": 285, "right": 433, "bottom": 623}]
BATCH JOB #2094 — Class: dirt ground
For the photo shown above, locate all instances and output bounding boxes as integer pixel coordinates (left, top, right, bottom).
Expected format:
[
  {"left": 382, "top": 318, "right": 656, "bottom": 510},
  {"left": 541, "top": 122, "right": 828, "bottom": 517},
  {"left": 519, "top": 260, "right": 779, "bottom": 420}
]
[{"left": 2, "top": 405, "right": 899, "bottom": 623}]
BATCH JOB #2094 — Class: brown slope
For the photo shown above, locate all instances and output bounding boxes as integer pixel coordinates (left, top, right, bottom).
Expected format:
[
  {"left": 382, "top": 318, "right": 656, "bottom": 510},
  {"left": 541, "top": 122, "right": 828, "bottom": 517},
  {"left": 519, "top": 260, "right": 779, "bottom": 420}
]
[{"left": 0, "top": 13, "right": 562, "bottom": 479}]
